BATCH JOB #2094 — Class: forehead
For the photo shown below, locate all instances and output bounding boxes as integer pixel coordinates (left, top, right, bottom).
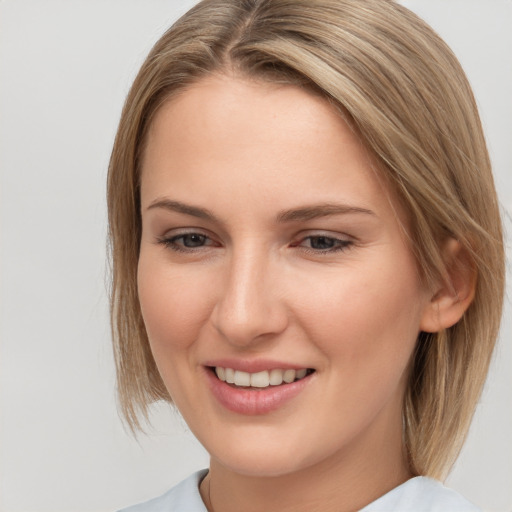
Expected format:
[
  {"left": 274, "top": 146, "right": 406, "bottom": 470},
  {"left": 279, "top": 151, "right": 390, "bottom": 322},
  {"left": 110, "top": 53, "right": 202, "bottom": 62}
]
[
  {"left": 143, "top": 74, "right": 354, "bottom": 168},
  {"left": 140, "top": 74, "right": 406, "bottom": 228}
]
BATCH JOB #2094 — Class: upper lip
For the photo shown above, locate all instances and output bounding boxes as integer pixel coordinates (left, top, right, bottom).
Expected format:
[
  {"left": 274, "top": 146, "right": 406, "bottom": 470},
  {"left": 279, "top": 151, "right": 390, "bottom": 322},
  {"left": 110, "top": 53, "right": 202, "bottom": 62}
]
[{"left": 203, "top": 359, "right": 312, "bottom": 373}]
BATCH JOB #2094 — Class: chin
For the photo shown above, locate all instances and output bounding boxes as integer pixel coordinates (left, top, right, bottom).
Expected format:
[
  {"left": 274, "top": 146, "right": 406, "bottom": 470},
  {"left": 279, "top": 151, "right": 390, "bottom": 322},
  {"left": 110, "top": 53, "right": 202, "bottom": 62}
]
[
  {"left": 206, "top": 433, "right": 328, "bottom": 478},
  {"left": 215, "top": 453, "right": 310, "bottom": 478}
]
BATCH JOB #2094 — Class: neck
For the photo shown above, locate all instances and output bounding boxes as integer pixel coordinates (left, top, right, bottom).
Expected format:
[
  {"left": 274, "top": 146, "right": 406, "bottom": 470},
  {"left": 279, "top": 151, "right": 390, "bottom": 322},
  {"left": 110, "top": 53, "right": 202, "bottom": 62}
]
[{"left": 200, "top": 405, "right": 412, "bottom": 512}]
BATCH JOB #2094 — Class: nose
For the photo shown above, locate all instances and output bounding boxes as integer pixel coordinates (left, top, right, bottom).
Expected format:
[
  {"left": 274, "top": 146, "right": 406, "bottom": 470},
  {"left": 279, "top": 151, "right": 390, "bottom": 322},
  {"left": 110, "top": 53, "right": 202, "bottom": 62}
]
[{"left": 210, "top": 246, "right": 288, "bottom": 347}]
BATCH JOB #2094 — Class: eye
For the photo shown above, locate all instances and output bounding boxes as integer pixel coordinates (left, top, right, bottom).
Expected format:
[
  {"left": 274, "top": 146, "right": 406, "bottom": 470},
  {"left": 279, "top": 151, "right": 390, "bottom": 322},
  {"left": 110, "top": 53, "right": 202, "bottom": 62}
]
[
  {"left": 176, "top": 233, "right": 208, "bottom": 248},
  {"left": 156, "top": 232, "right": 218, "bottom": 252},
  {"left": 295, "top": 235, "right": 352, "bottom": 253}
]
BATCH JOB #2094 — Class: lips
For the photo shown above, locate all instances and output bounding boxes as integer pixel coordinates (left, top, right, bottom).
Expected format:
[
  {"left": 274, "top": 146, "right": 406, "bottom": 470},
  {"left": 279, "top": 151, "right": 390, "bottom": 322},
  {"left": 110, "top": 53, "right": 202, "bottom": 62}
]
[{"left": 204, "top": 363, "right": 315, "bottom": 415}]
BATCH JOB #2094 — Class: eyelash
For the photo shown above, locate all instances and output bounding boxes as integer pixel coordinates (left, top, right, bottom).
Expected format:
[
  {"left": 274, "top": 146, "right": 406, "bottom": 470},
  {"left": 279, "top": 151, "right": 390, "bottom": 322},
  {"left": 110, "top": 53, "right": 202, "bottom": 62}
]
[
  {"left": 156, "top": 232, "right": 216, "bottom": 253},
  {"left": 156, "top": 232, "right": 353, "bottom": 255},
  {"left": 295, "top": 235, "right": 353, "bottom": 254}
]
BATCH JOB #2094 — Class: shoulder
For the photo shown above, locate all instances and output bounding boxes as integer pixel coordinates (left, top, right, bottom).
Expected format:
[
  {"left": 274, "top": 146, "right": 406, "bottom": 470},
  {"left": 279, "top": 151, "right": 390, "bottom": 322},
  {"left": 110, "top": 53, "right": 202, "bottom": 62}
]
[
  {"left": 117, "top": 469, "right": 208, "bottom": 512},
  {"left": 361, "top": 476, "right": 482, "bottom": 512}
]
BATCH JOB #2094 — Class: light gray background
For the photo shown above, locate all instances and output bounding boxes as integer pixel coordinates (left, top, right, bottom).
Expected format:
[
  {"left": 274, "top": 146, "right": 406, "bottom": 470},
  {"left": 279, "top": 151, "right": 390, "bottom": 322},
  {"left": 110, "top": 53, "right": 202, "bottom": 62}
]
[{"left": 1, "top": 1, "right": 511, "bottom": 511}]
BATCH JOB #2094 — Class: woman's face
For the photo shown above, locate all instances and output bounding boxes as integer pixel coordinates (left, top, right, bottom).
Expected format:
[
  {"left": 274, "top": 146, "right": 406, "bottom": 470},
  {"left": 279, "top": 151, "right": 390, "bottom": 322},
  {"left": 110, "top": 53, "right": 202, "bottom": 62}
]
[{"left": 138, "top": 75, "right": 432, "bottom": 477}]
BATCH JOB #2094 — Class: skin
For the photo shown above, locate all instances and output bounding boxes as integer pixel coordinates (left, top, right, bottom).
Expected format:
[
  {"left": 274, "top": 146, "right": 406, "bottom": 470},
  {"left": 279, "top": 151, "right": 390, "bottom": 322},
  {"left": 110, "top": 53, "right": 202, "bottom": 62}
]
[{"left": 137, "top": 74, "right": 444, "bottom": 512}]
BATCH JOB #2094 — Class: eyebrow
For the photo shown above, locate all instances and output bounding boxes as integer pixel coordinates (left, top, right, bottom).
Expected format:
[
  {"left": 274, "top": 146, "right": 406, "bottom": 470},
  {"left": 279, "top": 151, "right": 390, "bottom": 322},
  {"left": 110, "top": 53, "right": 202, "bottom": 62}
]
[
  {"left": 146, "top": 198, "right": 375, "bottom": 223},
  {"left": 146, "top": 198, "right": 220, "bottom": 222},
  {"left": 276, "top": 203, "right": 376, "bottom": 222}
]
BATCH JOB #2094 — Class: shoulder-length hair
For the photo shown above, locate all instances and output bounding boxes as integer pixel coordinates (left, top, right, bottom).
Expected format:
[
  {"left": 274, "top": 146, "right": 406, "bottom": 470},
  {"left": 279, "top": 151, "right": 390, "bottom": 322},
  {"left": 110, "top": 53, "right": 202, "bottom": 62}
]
[{"left": 107, "top": 0, "right": 505, "bottom": 479}]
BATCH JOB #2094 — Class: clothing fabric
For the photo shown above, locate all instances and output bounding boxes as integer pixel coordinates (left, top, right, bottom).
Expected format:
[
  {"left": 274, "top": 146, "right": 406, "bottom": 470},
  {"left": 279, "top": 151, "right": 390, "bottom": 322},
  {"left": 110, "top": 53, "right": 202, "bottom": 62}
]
[
  {"left": 118, "top": 469, "right": 482, "bottom": 512},
  {"left": 118, "top": 470, "right": 208, "bottom": 512},
  {"left": 360, "top": 476, "right": 482, "bottom": 511}
]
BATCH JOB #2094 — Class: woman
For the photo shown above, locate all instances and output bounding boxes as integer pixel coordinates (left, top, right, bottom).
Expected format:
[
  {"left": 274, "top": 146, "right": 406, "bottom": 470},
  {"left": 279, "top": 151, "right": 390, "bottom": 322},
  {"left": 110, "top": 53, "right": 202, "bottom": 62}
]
[{"left": 108, "top": 1, "right": 505, "bottom": 510}]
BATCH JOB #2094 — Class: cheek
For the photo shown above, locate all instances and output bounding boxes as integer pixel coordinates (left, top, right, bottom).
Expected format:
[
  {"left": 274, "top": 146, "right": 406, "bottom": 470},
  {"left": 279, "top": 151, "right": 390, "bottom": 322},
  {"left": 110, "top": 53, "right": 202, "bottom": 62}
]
[
  {"left": 137, "top": 255, "right": 221, "bottom": 408},
  {"left": 137, "top": 255, "right": 215, "bottom": 353},
  {"left": 291, "top": 258, "right": 424, "bottom": 375}
]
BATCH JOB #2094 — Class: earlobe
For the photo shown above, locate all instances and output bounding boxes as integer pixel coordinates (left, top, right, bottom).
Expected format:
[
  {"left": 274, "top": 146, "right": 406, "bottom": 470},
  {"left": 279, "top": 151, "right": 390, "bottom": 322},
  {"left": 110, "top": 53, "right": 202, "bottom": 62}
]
[{"left": 420, "top": 239, "right": 477, "bottom": 333}]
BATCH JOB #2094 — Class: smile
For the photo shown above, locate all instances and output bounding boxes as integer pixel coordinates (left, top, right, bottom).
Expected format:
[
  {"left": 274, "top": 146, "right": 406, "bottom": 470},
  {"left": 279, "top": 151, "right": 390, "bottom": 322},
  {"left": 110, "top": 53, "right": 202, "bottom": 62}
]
[
  {"left": 214, "top": 367, "right": 311, "bottom": 388},
  {"left": 205, "top": 365, "right": 316, "bottom": 415}
]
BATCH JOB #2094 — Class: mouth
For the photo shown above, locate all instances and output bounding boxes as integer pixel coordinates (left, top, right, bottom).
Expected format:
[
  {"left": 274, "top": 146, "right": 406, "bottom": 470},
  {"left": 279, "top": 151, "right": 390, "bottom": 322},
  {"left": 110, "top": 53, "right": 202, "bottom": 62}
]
[
  {"left": 210, "top": 366, "right": 315, "bottom": 389},
  {"left": 205, "top": 364, "right": 316, "bottom": 415}
]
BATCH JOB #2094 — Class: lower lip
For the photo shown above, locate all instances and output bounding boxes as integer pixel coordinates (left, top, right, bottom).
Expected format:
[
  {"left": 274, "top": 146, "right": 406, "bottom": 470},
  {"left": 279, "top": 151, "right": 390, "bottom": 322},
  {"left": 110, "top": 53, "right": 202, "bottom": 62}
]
[{"left": 204, "top": 368, "right": 313, "bottom": 415}]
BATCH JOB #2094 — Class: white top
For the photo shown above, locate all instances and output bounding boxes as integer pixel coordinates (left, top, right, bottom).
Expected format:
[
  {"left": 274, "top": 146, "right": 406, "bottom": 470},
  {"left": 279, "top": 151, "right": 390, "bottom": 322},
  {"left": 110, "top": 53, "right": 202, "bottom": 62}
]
[{"left": 118, "top": 469, "right": 482, "bottom": 512}]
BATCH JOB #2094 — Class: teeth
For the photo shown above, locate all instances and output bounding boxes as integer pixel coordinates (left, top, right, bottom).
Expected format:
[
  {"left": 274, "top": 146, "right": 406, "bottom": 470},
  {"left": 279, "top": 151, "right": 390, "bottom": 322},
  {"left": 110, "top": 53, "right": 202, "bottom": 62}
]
[
  {"left": 225, "top": 367, "right": 235, "bottom": 384},
  {"left": 214, "top": 367, "right": 310, "bottom": 388},
  {"left": 250, "top": 370, "right": 270, "bottom": 388},
  {"left": 269, "top": 368, "right": 284, "bottom": 385},
  {"left": 234, "top": 370, "right": 251, "bottom": 387},
  {"left": 296, "top": 368, "right": 307, "bottom": 379},
  {"left": 215, "top": 367, "right": 225, "bottom": 381},
  {"left": 283, "top": 369, "right": 296, "bottom": 383}
]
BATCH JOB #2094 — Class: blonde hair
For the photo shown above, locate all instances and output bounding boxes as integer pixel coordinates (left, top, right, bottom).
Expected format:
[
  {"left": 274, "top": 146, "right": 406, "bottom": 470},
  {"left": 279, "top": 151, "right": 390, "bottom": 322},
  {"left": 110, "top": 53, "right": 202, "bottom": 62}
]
[{"left": 107, "top": 0, "right": 505, "bottom": 479}]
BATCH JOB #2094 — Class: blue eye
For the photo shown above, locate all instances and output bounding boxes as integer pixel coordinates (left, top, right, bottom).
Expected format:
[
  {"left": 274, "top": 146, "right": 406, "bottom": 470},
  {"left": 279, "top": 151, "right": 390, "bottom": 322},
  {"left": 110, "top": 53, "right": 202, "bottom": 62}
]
[
  {"left": 157, "top": 232, "right": 215, "bottom": 252},
  {"left": 176, "top": 233, "right": 208, "bottom": 247},
  {"left": 300, "top": 235, "right": 352, "bottom": 253}
]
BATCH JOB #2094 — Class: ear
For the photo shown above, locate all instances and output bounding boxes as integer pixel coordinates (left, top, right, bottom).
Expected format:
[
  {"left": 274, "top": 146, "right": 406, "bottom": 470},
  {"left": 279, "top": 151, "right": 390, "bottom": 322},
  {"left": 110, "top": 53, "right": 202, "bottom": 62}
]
[{"left": 420, "top": 239, "right": 477, "bottom": 333}]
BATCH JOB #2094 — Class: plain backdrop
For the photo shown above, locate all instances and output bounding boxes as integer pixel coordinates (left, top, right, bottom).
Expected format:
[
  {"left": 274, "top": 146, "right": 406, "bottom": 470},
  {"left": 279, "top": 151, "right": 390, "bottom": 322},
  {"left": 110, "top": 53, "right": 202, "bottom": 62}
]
[{"left": 1, "top": 1, "right": 511, "bottom": 511}]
